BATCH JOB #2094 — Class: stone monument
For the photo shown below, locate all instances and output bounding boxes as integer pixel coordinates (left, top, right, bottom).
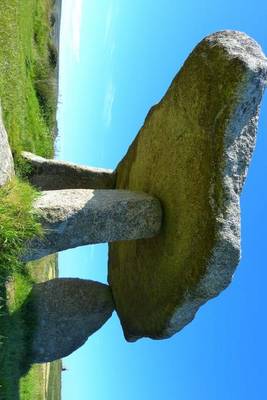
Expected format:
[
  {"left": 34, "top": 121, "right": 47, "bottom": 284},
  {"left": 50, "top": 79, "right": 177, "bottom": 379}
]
[{"left": 19, "top": 30, "right": 267, "bottom": 361}]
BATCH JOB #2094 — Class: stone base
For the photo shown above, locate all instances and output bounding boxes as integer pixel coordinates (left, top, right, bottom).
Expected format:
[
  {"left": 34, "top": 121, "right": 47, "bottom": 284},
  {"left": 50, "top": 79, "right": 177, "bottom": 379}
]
[{"left": 28, "top": 278, "right": 114, "bottom": 363}]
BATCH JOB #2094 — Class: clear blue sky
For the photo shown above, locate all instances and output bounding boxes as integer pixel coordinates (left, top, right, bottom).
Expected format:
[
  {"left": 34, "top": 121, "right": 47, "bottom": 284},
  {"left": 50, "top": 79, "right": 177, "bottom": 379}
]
[{"left": 57, "top": 1, "right": 267, "bottom": 399}]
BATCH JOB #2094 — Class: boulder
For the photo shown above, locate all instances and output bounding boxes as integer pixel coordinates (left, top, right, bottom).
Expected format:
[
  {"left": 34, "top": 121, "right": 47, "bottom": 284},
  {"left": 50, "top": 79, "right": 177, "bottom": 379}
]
[
  {"left": 29, "top": 278, "right": 114, "bottom": 363},
  {"left": 0, "top": 104, "right": 14, "bottom": 187},
  {"left": 108, "top": 31, "right": 267, "bottom": 341}
]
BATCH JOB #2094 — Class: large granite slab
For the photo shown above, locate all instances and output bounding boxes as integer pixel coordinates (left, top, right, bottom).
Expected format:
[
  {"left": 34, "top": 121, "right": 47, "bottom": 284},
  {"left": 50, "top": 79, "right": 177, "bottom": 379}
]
[{"left": 108, "top": 31, "right": 267, "bottom": 341}]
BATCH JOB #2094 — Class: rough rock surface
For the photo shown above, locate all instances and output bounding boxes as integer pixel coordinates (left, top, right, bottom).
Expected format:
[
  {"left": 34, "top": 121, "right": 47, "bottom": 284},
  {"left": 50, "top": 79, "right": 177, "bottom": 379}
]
[
  {"left": 29, "top": 278, "right": 114, "bottom": 363},
  {"left": 21, "top": 151, "right": 116, "bottom": 190},
  {"left": 23, "top": 189, "right": 162, "bottom": 261},
  {"left": 0, "top": 105, "right": 14, "bottom": 187},
  {"left": 108, "top": 31, "right": 267, "bottom": 341}
]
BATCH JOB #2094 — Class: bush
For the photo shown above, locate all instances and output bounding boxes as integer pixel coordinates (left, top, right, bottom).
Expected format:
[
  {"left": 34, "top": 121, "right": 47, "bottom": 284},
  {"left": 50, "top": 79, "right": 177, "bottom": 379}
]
[
  {"left": 48, "top": 41, "right": 58, "bottom": 69},
  {"left": 34, "top": 73, "right": 57, "bottom": 129}
]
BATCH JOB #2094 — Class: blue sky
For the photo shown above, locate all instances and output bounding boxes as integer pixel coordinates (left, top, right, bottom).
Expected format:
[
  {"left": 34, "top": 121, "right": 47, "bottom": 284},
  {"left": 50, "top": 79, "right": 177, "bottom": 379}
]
[{"left": 57, "top": 1, "right": 267, "bottom": 399}]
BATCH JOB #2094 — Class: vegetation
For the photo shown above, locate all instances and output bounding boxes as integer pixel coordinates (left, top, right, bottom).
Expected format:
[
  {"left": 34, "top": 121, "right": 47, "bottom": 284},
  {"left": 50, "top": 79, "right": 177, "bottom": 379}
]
[
  {"left": 0, "top": 0, "right": 61, "bottom": 398},
  {"left": 46, "top": 360, "right": 62, "bottom": 400},
  {"left": 0, "top": 178, "right": 42, "bottom": 275},
  {"left": 0, "top": 257, "right": 61, "bottom": 400},
  {"left": 20, "top": 360, "right": 62, "bottom": 400},
  {"left": 0, "top": 0, "right": 57, "bottom": 168},
  {"left": 0, "top": 272, "right": 35, "bottom": 400}
]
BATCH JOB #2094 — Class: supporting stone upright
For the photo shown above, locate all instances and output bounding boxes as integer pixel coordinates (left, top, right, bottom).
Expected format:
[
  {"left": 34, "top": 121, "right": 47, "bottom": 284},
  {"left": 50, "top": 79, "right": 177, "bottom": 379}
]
[
  {"left": 108, "top": 30, "right": 267, "bottom": 341},
  {"left": 28, "top": 278, "right": 114, "bottom": 363},
  {"left": 21, "top": 151, "right": 116, "bottom": 190},
  {"left": 23, "top": 189, "right": 162, "bottom": 261}
]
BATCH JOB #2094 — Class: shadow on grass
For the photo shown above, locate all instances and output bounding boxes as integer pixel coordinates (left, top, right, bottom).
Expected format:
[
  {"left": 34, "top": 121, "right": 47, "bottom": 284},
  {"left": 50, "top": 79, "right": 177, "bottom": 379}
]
[{"left": 0, "top": 283, "right": 37, "bottom": 400}]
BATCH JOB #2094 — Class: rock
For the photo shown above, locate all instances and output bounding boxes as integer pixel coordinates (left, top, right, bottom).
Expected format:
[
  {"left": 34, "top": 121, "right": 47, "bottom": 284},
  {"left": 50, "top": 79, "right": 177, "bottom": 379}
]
[
  {"left": 23, "top": 189, "right": 162, "bottom": 261},
  {"left": 108, "top": 31, "right": 267, "bottom": 341},
  {"left": 21, "top": 151, "right": 116, "bottom": 190},
  {"left": 29, "top": 278, "right": 114, "bottom": 363},
  {"left": 0, "top": 104, "right": 14, "bottom": 187}
]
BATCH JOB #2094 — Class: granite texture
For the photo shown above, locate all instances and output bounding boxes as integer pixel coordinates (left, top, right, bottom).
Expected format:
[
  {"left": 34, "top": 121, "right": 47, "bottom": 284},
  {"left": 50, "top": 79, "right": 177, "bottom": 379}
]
[
  {"left": 23, "top": 189, "right": 162, "bottom": 261},
  {"left": 29, "top": 278, "right": 114, "bottom": 362},
  {"left": 108, "top": 30, "right": 267, "bottom": 341},
  {"left": 21, "top": 151, "right": 116, "bottom": 190}
]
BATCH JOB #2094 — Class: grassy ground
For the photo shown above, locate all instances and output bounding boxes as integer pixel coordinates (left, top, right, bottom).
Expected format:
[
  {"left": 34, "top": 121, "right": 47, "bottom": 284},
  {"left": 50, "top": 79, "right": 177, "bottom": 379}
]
[
  {"left": 46, "top": 360, "right": 62, "bottom": 400},
  {"left": 0, "top": 257, "right": 61, "bottom": 400},
  {"left": 0, "top": 271, "right": 36, "bottom": 400},
  {"left": 0, "top": 0, "right": 57, "bottom": 165},
  {"left": 0, "top": 0, "right": 61, "bottom": 398},
  {"left": 20, "top": 360, "right": 62, "bottom": 400},
  {"left": 0, "top": 178, "right": 42, "bottom": 275},
  {"left": 19, "top": 257, "right": 61, "bottom": 400}
]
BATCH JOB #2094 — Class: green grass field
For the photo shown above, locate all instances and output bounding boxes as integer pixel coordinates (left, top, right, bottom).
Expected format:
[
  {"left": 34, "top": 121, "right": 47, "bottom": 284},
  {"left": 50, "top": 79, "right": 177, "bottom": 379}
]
[
  {"left": 0, "top": 0, "right": 56, "bottom": 164},
  {"left": 0, "top": 1, "right": 61, "bottom": 399}
]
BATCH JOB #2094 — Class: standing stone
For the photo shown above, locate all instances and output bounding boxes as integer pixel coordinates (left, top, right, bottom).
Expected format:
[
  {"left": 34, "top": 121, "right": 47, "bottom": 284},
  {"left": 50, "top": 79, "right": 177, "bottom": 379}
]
[
  {"left": 108, "top": 31, "right": 267, "bottom": 341},
  {"left": 29, "top": 278, "right": 114, "bottom": 363},
  {"left": 21, "top": 151, "right": 116, "bottom": 190},
  {"left": 23, "top": 189, "right": 162, "bottom": 261},
  {"left": 0, "top": 104, "right": 14, "bottom": 187}
]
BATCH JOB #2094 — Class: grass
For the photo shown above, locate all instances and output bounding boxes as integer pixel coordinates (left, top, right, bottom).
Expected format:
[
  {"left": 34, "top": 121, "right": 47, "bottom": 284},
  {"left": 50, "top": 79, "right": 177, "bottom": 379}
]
[
  {"left": 0, "top": 178, "right": 42, "bottom": 275},
  {"left": 0, "top": 0, "right": 61, "bottom": 398},
  {"left": 0, "top": 178, "right": 42, "bottom": 399},
  {"left": 20, "top": 360, "right": 62, "bottom": 400},
  {"left": 20, "top": 364, "right": 47, "bottom": 400},
  {"left": 46, "top": 360, "right": 62, "bottom": 400},
  {"left": 18, "top": 256, "right": 60, "bottom": 400},
  {"left": 0, "top": 0, "right": 57, "bottom": 167},
  {"left": 0, "top": 272, "right": 35, "bottom": 400},
  {"left": 0, "top": 254, "right": 61, "bottom": 400}
]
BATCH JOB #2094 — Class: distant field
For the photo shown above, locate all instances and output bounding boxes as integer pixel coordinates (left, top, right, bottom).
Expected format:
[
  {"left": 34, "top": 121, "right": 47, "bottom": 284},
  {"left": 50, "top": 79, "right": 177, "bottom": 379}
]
[{"left": 0, "top": 0, "right": 61, "bottom": 399}]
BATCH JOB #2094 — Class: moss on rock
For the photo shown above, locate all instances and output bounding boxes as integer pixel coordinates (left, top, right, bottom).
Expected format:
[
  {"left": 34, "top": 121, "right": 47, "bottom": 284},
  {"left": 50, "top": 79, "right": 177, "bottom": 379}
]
[{"left": 108, "top": 31, "right": 267, "bottom": 341}]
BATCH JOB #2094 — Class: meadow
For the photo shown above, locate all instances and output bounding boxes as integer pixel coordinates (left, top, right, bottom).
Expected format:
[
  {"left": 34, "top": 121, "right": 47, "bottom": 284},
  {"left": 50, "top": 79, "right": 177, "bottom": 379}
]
[{"left": 0, "top": 1, "right": 61, "bottom": 399}]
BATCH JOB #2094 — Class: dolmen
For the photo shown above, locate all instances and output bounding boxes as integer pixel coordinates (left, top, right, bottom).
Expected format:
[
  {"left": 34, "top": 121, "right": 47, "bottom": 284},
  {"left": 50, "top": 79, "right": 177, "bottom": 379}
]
[{"left": 20, "top": 30, "right": 267, "bottom": 361}]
